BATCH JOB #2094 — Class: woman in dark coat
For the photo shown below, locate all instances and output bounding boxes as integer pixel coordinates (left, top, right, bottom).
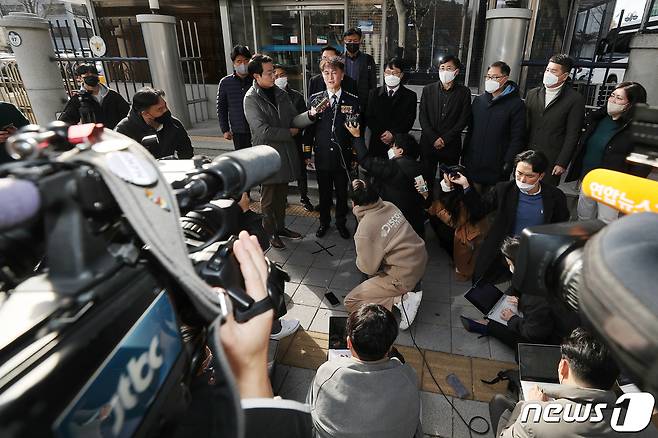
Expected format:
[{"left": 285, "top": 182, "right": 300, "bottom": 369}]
[{"left": 566, "top": 81, "right": 650, "bottom": 223}]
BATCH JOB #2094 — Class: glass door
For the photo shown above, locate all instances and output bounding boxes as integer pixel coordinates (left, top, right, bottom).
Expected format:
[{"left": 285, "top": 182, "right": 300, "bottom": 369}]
[{"left": 255, "top": 5, "right": 346, "bottom": 97}]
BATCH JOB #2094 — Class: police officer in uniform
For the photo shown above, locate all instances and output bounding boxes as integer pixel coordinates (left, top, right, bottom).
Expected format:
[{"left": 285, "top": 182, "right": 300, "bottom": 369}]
[{"left": 303, "top": 57, "right": 360, "bottom": 239}]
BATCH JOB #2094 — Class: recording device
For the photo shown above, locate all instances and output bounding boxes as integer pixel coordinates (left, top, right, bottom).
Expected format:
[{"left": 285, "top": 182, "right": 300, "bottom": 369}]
[
  {"left": 310, "top": 93, "right": 330, "bottom": 114},
  {"left": 510, "top": 106, "right": 658, "bottom": 398},
  {"left": 414, "top": 175, "right": 428, "bottom": 194},
  {"left": 0, "top": 124, "right": 288, "bottom": 436},
  {"left": 439, "top": 164, "right": 465, "bottom": 178},
  {"left": 77, "top": 90, "right": 96, "bottom": 124},
  {"left": 324, "top": 291, "right": 341, "bottom": 307},
  {"left": 1, "top": 123, "right": 15, "bottom": 131}
]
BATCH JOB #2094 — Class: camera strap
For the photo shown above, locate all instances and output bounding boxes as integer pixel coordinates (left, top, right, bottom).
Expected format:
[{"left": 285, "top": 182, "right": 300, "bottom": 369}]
[{"left": 63, "top": 130, "right": 231, "bottom": 324}]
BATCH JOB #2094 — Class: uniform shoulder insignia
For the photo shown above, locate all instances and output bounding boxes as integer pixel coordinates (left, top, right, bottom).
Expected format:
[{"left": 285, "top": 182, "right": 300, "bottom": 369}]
[
  {"left": 343, "top": 91, "right": 359, "bottom": 99},
  {"left": 310, "top": 91, "right": 325, "bottom": 98}
]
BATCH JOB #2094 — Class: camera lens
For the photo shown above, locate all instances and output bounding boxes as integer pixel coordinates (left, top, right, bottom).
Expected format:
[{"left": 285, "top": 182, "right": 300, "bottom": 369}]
[{"left": 555, "top": 246, "right": 585, "bottom": 311}]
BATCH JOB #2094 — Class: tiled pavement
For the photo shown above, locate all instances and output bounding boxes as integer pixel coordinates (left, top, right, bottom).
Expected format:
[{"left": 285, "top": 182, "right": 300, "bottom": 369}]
[{"left": 267, "top": 212, "right": 517, "bottom": 438}]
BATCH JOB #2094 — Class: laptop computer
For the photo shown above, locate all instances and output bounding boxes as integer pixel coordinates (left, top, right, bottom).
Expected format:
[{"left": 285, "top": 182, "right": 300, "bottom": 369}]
[
  {"left": 327, "top": 316, "right": 352, "bottom": 361},
  {"left": 464, "top": 283, "right": 518, "bottom": 326},
  {"left": 518, "top": 343, "right": 563, "bottom": 400}
]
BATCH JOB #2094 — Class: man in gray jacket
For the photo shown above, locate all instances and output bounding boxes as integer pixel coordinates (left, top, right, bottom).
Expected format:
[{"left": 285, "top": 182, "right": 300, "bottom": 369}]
[
  {"left": 244, "top": 54, "right": 315, "bottom": 249},
  {"left": 525, "top": 54, "right": 585, "bottom": 186},
  {"left": 308, "top": 303, "right": 422, "bottom": 438}
]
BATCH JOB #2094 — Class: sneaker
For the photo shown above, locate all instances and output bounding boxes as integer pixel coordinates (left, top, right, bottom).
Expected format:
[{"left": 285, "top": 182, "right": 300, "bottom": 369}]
[
  {"left": 397, "top": 291, "right": 423, "bottom": 330},
  {"left": 270, "top": 318, "right": 300, "bottom": 340},
  {"left": 301, "top": 198, "right": 315, "bottom": 212},
  {"left": 279, "top": 228, "right": 303, "bottom": 240}
]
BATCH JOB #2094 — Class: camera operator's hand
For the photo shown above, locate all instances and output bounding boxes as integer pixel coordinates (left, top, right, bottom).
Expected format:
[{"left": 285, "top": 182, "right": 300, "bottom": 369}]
[
  {"left": 344, "top": 121, "right": 360, "bottom": 137},
  {"left": 449, "top": 172, "right": 469, "bottom": 189},
  {"left": 218, "top": 230, "right": 274, "bottom": 399}
]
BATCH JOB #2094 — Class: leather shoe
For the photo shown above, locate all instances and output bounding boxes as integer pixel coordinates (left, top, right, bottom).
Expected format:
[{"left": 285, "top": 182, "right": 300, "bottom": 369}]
[
  {"left": 270, "top": 235, "right": 286, "bottom": 249},
  {"left": 316, "top": 224, "right": 330, "bottom": 238},
  {"left": 337, "top": 225, "right": 350, "bottom": 239},
  {"left": 279, "top": 228, "right": 303, "bottom": 240}
]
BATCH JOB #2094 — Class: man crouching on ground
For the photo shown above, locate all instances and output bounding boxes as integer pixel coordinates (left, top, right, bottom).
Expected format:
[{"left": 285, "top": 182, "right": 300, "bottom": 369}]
[{"left": 344, "top": 179, "right": 427, "bottom": 330}]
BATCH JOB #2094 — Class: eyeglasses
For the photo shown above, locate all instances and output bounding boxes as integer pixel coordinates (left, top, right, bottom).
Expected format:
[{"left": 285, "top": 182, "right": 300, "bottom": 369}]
[
  {"left": 484, "top": 75, "right": 506, "bottom": 80},
  {"left": 608, "top": 93, "right": 627, "bottom": 102}
]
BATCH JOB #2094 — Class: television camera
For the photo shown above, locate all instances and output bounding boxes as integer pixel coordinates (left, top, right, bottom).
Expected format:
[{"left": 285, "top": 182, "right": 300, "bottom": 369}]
[{"left": 0, "top": 122, "right": 287, "bottom": 437}]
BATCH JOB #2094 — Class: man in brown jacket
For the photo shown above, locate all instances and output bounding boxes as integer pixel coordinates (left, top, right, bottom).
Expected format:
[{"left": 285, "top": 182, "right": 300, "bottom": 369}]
[{"left": 344, "top": 180, "right": 428, "bottom": 330}]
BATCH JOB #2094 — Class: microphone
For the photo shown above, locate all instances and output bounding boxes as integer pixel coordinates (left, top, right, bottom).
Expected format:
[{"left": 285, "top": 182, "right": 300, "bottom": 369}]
[
  {"left": 176, "top": 145, "right": 281, "bottom": 210},
  {"left": 581, "top": 169, "right": 658, "bottom": 214},
  {"left": 0, "top": 178, "right": 41, "bottom": 230}
]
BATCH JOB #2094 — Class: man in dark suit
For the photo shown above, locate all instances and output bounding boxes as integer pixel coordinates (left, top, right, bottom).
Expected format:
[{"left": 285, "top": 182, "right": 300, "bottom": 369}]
[
  {"left": 525, "top": 54, "right": 585, "bottom": 186},
  {"left": 304, "top": 58, "right": 360, "bottom": 239},
  {"left": 343, "top": 27, "right": 377, "bottom": 115},
  {"left": 366, "top": 57, "right": 417, "bottom": 159},
  {"left": 307, "top": 46, "right": 358, "bottom": 99},
  {"left": 418, "top": 55, "right": 471, "bottom": 193},
  {"left": 453, "top": 150, "right": 570, "bottom": 285}
]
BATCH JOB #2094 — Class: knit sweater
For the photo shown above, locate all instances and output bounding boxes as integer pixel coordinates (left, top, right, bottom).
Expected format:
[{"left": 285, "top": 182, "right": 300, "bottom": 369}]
[{"left": 353, "top": 199, "right": 427, "bottom": 291}]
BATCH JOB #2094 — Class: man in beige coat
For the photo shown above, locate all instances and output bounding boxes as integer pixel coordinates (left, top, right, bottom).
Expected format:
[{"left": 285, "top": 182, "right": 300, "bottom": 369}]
[{"left": 344, "top": 180, "right": 427, "bottom": 329}]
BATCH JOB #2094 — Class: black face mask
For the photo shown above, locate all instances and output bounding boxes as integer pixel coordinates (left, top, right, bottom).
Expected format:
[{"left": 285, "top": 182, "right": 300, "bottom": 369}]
[
  {"left": 154, "top": 110, "right": 171, "bottom": 124},
  {"left": 345, "top": 43, "right": 360, "bottom": 54},
  {"left": 83, "top": 75, "right": 100, "bottom": 87}
]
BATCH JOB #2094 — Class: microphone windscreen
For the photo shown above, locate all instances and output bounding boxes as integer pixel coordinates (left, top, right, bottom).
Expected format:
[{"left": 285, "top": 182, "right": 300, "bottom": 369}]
[
  {"left": 581, "top": 169, "right": 658, "bottom": 214},
  {"left": 0, "top": 178, "right": 41, "bottom": 230}
]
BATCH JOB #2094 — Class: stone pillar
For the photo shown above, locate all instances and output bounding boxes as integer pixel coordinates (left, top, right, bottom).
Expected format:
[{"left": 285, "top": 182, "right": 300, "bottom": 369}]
[
  {"left": 480, "top": 8, "right": 532, "bottom": 92},
  {"left": 626, "top": 33, "right": 658, "bottom": 106},
  {"left": 0, "top": 13, "right": 68, "bottom": 124},
  {"left": 136, "top": 14, "right": 191, "bottom": 128}
]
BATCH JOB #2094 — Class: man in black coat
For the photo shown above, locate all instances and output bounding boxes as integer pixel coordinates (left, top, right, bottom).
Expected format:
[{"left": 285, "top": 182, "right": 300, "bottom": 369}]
[
  {"left": 463, "top": 61, "right": 525, "bottom": 192},
  {"left": 365, "top": 57, "right": 417, "bottom": 159},
  {"left": 216, "top": 45, "right": 253, "bottom": 150},
  {"left": 525, "top": 54, "right": 585, "bottom": 186},
  {"left": 342, "top": 28, "right": 377, "bottom": 114},
  {"left": 419, "top": 55, "right": 471, "bottom": 193},
  {"left": 304, "top": 58, "right": 360, "bottom": 239},
  {"left": 307, "top": 46, "right": 358, "bottom": 100},
  {"left": 274, "top": 65, "right": 315, "bottom": 212},
  {"left": 115, "top": 88, "right": 193, "bottom": 159},
  {"left": 59, "top": 63, "right": 130, "bottom": 129},
  {"left": 454, "top": 150, "right": 569, "bottom": 285},
  {"left": 0, "top": 101, "right": 30, "bottom": 164}
]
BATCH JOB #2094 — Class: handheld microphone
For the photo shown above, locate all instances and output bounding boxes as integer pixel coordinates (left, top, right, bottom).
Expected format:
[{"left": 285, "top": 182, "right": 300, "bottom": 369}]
[
  {"left": 0, "top": 178, "right": 41, "bottom": 230},
  {"left": 176, "top": 145, "right": 281, "bottom": 210},
  {"left": 581, "top": 169, "right": 658, "bottom": 214}
]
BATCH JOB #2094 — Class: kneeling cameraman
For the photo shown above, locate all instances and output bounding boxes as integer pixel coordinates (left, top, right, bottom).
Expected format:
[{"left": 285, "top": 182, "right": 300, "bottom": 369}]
[{"left": 115, "top": 88, "right": 194, "bottom": 159}]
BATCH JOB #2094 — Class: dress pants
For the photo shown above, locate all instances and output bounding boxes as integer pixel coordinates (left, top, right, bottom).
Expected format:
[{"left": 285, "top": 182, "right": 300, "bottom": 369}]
[
  {"left": 316, "top": 168, "right": 348, "bottom": 227},
  {"left": 344, "top": 274, "right": 406, "bottom": 314},
  {"left": 297, "top": 142, "right": 309, "bottom": 201},
  {"left": 232, "top": 132, "right": 252, "bottom": 150},
  {"left": 261, "top": 183, "right": 288, "bottom": 236}
]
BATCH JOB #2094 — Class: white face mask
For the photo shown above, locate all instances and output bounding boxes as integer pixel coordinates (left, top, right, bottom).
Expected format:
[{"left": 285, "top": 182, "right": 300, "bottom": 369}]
[
  {"left": 439, "top": 70, "right": 457, "bottom": 84},
  {"left": 235, "top": 64, "right": 248, "bottom": 75},
  {"left": 384, "top": 74, "right": 401, "bottom": 88},
  {"left": 485, "top": 79, "right": 501, "bottom": 94},
  {"left": 516, "top": 179, "right": 537, "bottom": 194},
  {"left": 440, "top": 179, "right": 454, "bottom": 192},
  {"left": 387, "top": 148, "right": 396, "bottom": 160},
  {"left": 543, "top": 71, "right": 560, "bottom": 87},
  {"left": 274, "top": 77, "right": 288, "bottom": 89},
  {"left": 607, "top": 101, "right": 626, "bottom": 116}
]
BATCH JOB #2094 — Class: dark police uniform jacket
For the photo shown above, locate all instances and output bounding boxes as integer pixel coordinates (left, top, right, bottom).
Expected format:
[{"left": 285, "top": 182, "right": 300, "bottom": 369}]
[{"left": 303, "top": 89, "right": 360, "bottom": 172}]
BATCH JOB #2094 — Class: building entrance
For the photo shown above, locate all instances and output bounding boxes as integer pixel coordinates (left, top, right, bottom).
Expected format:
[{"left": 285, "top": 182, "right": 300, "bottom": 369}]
[{"left": 255, "top": 2, "right": 346, "bottom": 97}]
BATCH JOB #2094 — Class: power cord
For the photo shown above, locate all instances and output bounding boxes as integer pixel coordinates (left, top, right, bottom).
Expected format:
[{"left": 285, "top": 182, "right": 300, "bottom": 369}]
[{"left": 400, "top": 299, "right": 491, "bottom": 437}]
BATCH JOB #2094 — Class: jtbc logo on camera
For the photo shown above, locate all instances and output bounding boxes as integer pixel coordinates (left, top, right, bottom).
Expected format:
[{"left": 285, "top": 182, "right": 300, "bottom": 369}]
[{"left": 521, "top": 393, "right": 655, "bottom": 432}]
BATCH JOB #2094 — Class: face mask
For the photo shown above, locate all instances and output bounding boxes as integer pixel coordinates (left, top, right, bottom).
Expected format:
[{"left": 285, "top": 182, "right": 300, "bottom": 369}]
[
  {"left": 440, "top": 179, "right": 454, "bottom": 192},
  {"left": 607, "top": 101, "right": 626, "bottom": 116},
  {"left": 387, "top": 148, "right": 396, "bottom": 160},
  {"left": 235, "top": 63, "right": 248, "bottom": 75},
  {"left": 439, "top": 70, "right": 457, "bottom": 84},
  {"left": 274, "top": 77, "right": 288, "bottom": 89},
  {"left": 154, "top": 110, "right": 171, "bottom": 124},
  {"left": 485, "top": 79, "right": 501, "bottom": 94},
  {"left": 345, "top": 42, "right": 360, "bottom": 53},
  {"left": 83, "top": 75, "right": 100, "bottom": 87},
  {"left": 543, "top": 71, "right": 560, "bottom": 87},
  {"left": 516, "top": 179, "right": 537, "bottom": 194},
  {"left": 384, "top": 74, "right": 401, "bottom": 88}
]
